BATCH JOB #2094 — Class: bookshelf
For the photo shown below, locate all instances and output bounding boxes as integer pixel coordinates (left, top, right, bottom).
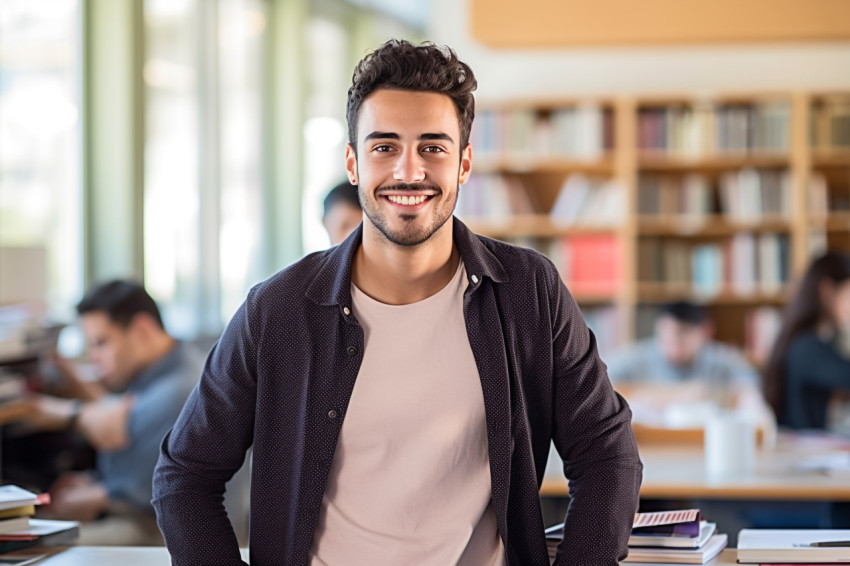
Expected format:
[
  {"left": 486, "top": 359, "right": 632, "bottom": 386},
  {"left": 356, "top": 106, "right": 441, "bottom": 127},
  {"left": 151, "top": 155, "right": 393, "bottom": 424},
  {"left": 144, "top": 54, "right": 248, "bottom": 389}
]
[{"left": 462, "top": 92, "right": 850, "bottom": 363}]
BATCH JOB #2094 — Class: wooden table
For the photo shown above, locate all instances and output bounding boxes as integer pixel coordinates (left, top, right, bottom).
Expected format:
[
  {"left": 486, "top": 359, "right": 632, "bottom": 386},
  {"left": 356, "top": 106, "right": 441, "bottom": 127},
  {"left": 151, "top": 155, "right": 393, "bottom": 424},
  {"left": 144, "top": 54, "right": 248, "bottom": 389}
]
[
  {"left": 1, "top": 546, "right": 741, "bottom": 565},
  {"left": 541, "top": 432, "right": 850, "bottom": 501}
]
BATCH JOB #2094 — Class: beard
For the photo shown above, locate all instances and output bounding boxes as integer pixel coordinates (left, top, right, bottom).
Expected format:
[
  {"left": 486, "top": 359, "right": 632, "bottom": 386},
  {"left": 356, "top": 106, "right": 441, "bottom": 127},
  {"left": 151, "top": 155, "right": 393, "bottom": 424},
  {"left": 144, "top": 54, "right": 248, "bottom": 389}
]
[{"left": 359, "top": 180, "right": 458, "bottom": 247}]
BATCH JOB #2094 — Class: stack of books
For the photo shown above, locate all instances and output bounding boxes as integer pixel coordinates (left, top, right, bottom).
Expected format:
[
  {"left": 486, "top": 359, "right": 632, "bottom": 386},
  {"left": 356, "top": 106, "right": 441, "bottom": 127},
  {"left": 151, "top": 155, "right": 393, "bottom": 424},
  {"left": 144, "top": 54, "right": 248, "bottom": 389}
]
[
  {"left": 0, "top": 485, "right": 79, "bottom": 554},
  {"left": 624, "top": 509, "right": 727, "bottom": 563},
  {"left": 0, "top": 486, "right": 43, "bottom": 533},
  {"left": 545, "top": 509, "right": 727, "bottom": 564}
]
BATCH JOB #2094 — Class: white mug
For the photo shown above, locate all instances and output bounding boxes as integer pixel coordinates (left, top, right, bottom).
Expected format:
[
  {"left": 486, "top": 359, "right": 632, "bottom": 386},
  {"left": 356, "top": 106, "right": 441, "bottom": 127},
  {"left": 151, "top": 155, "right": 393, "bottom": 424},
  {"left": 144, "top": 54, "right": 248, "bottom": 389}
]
[{"left": 704, "top": 413, "right": 756, "bottom": 477}]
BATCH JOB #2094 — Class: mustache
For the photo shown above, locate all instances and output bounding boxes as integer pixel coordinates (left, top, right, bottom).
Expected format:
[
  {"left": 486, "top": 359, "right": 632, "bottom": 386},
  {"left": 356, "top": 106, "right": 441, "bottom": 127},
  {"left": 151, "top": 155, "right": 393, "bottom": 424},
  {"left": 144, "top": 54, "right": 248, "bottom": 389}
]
[{"left": 376, "top": 182, "right": 441, "bottom": 194}]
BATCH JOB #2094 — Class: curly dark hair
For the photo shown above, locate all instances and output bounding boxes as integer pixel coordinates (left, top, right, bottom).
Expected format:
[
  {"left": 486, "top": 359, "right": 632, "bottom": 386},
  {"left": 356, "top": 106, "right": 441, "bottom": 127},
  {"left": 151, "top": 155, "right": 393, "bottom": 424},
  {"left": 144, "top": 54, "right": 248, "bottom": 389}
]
[{"left": 346, "top": 39, "right": 477, "bottom": 153}]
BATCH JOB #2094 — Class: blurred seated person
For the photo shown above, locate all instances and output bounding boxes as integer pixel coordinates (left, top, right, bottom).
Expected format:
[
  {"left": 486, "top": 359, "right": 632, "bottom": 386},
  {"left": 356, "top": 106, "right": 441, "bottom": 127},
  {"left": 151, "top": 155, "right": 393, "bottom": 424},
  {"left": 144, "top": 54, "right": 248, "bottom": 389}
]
[
  {"left": 764, "top": 252, "right": 850, "bottom": 434},
  {"left": 606, "top": 301, "right": 770, "bottom": 429},
  {"left": 1, "top": 280, "right": 203, "bottom": 544},
  {"left": 321, "top": 181, "right": 362, "bottom": 246}
]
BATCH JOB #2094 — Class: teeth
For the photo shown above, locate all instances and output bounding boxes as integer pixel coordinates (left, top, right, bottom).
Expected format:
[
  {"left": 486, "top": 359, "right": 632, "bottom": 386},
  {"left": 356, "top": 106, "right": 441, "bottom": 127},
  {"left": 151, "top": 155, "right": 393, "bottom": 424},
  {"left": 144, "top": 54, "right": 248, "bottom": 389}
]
[{"left": 387, "top": 195, "right": 428, "bottom": 205}]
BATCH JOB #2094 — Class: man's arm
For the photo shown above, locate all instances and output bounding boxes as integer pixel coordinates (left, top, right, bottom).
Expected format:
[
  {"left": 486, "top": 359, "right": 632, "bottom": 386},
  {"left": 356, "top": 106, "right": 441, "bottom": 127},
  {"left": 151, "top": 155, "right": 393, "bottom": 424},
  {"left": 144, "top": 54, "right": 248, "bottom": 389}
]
[
  {"left": 548, "top": 276, "right": 643, "bottom": 565},
  {"left": 152, "top": 295, "right": 257, "bottom": 566},
  {"left": 0, "top": 394, "right": 132, "bottom": 452}
]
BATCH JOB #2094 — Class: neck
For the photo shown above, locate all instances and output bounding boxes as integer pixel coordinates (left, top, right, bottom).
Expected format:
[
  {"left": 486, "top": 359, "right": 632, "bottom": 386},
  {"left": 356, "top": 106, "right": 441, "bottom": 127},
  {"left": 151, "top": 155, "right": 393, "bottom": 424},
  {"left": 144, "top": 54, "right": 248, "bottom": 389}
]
[
  {"left": 352, "top": 220, "right": 458, "bottom": 305},
  {"left": 137, "top": 332, "right": 176, "bottom": 373}
]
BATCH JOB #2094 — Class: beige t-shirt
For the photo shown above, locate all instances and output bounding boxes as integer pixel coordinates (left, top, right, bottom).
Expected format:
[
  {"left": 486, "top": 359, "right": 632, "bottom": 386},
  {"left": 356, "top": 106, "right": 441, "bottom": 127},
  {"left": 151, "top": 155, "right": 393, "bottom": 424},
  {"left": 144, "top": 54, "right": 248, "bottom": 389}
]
[{"left": 309, "top": 261, "right": 505, "bottom": 566}]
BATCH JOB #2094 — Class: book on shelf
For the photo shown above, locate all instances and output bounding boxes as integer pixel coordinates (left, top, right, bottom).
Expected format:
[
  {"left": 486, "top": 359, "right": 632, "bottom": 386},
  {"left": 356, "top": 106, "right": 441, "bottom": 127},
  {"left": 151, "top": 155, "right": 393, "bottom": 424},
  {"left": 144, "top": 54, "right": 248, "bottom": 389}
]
[
  {"left": 718, "top": 168, "right": 791, "bottom": 222},
  {"left": 812, "top": 95, "right": 850, "bottom": 149},
  {"left": 456, "top": 174, "right": 533, "bottom": 222},
  {"left": 637, "top": 233, "right": 788, "bottom": 297},
  {"left": 472, "top": 104, "right": 612, "bottom": 160},
  {"left": 638, "top": 168, "right": 790, "bottom": 222},
  {"left": 550, "top": 175, "right": 624, "bottom": 227},
  {"left": 559, "top": 234, "right": 621, "bottom": 296},
  {"left": 737, "top": 528, "right": 850, "bottom": 563},
  {"left": 691, "top": 244, "right": 724, "bottom": 297},
  {"left": 638, "top": 101, "right": 789, "bottom": 156}
]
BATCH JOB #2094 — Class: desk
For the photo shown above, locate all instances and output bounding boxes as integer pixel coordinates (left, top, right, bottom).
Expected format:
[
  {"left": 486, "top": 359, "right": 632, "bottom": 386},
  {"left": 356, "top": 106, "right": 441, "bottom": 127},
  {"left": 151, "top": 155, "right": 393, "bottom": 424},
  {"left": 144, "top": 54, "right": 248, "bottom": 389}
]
[
  {"left": 1, "top": 546, "right": 740, "bottom": 565},
  {"left": 541, "top": 433, "right": 850, "bottom": 500}
]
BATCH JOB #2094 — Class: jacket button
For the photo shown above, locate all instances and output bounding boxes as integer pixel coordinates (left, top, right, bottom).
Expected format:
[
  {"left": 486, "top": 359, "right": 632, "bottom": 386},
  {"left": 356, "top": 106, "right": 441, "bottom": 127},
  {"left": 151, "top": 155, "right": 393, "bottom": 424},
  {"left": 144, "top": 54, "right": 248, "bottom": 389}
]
[
  {"left": 343, "top": 307, "right": 351, "bottom": 315},
  {"left": 328, "top": 410, "right": 338, "bottom": 419},
  {"left": 347, "top": 345, "right": 358, "bottom": 356}
]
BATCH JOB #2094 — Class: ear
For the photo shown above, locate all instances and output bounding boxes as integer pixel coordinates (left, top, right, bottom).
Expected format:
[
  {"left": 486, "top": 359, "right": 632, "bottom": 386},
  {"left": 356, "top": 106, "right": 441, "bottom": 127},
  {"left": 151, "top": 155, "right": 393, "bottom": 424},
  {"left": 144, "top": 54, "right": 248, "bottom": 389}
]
[
  {"left": 345, "top": 143, "right": 358, "bottom": 185},
  {"left": 458, "top": 143, "right": 472, "bottom": 185},
  {"left": 127, "top": 312, "right": 157, "bottom": 338}
]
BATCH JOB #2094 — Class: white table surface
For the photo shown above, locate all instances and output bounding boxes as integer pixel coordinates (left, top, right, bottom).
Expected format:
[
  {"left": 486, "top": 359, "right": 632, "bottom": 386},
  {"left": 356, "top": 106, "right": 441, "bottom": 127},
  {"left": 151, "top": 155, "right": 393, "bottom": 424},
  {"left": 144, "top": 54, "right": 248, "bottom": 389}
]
[{"left": 2, "top": 546, "right": 741, "bottom": 565}]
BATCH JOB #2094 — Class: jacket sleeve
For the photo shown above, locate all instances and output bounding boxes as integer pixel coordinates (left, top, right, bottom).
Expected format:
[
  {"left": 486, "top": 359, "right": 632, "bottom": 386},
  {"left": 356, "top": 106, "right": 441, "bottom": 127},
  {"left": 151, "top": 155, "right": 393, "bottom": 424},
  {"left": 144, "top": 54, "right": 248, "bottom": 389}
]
[
  {"left": 547, "top": 271, "right": 643, "bottom": 565},
  {"left": 152, "top": 291, "right": 258, "bottom": 566}
]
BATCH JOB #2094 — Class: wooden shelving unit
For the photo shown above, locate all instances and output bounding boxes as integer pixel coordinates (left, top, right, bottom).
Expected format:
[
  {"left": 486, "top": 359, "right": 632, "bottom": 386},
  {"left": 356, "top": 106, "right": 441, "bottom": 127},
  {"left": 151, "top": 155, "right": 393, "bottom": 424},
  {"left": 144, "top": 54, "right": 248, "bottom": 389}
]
[
  {"left": 637, "top": 215, "right": 792, "bottom": 236},
  {"left": 462, "top": 92, "right": 850, "bottom": 355}
]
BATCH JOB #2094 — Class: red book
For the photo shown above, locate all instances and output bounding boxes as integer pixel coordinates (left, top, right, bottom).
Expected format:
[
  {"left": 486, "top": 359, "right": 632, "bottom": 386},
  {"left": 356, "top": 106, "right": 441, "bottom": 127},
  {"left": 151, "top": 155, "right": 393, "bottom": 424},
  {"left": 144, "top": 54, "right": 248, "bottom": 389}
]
[{"left": 566, "top": 234, "right": 620, "bottom": 296}]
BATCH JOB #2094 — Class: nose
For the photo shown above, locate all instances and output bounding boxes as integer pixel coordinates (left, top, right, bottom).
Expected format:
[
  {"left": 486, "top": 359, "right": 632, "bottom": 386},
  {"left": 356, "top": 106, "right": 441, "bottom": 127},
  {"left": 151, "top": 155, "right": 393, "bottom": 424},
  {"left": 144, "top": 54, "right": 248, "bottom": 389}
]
[{"left": 393, "top": 148, "right": 425, "bottom": 183}]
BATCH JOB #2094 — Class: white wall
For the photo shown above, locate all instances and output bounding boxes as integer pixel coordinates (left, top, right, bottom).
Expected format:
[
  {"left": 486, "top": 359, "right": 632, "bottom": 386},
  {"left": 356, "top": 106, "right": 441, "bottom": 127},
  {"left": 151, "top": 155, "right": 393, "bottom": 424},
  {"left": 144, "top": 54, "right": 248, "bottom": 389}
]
[{"left": 429, "top": 0, "right": 850, "bottom": 101}]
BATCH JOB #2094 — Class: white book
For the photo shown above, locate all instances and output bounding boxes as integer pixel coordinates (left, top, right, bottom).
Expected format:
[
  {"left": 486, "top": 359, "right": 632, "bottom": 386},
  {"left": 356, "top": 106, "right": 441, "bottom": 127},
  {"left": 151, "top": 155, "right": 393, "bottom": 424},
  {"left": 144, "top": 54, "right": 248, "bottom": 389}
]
[
  {"left": 737, "top": 528, "right": 850, "bottom": 563},
  {"left": 0, "top": 486, "right": 38, "bottom": 512},
  {"left": 730, "top": 232, "right": 756, "bottom": 295},
  {"left": 629, "top": 521, "right": 717, "bottom": 549},
  {"left": 624, "top": 533, "right": 727, "bottom": 563},
  {"left": 551, "top": 174, "right": 591, "bottom": 225},
  {"left": 0, "top": 516, "right": 30, "bottom": 534}
]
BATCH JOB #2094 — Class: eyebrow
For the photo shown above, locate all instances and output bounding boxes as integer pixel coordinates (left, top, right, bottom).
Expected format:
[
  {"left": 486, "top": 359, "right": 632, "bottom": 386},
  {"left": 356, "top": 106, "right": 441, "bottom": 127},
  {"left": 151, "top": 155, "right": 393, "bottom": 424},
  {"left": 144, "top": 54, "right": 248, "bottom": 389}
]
[{"left": 363, "top": 132, "right": 455, "bottom": 144}]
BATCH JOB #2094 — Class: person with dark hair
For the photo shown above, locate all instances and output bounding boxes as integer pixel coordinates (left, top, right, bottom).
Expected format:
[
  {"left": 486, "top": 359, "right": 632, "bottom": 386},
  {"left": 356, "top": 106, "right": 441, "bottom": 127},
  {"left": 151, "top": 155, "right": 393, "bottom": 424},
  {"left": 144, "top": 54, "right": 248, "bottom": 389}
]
[
  {"left": 606, "top": 301, "right": 765, "bottom": 416},
  {"left": 3, "top": 280, "right": 203, "bottom": 544},
  {"left": 154, "top": 39, "right": 641, "bottom": 566},
  {"left": 322, "top": 181, "right": 362, "bottom": 245},
  {"left": 608, "top": 301, "right": 757, "bottom": 385},
  {"left": 763, "top": 252, "right": 850, "bottom": 431}
]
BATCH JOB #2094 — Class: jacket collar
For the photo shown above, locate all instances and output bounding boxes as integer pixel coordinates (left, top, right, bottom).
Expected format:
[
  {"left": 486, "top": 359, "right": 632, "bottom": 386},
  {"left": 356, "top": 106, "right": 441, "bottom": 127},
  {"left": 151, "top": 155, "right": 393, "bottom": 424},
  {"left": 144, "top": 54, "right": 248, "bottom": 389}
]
[{"left": 304, "top": 216, "right": 508, "bottom": 307}]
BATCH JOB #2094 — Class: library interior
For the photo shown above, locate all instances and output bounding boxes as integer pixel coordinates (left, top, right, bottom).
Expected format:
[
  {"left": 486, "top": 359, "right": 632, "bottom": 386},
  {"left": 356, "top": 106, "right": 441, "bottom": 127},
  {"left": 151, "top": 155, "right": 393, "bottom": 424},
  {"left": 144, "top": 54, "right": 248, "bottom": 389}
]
[{"left": 2, "top": 0, "right": 850, "bottom": 564}]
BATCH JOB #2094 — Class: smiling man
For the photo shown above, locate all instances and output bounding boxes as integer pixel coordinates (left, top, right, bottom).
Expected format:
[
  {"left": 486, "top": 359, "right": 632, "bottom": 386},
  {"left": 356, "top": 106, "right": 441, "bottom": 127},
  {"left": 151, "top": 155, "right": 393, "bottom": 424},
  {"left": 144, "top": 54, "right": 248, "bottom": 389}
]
[{"left": 153, "top": 40, "right": 642, "bottom": 566}]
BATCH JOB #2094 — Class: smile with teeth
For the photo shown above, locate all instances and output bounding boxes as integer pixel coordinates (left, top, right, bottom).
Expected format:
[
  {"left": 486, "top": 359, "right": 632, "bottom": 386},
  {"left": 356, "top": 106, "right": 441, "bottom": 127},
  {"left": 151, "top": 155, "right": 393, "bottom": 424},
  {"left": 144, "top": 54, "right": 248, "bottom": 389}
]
[{"left": 386, "top": 194, "right": 430, "bottom": 206}]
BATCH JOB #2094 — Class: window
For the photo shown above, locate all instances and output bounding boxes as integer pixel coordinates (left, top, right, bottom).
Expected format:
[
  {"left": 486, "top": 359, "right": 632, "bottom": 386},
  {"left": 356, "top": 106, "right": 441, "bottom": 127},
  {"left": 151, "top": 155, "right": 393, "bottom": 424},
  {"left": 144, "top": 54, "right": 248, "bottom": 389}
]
[
  {"left": 144, "top": 0, "right": 267, "bottom": 336},
  {"left": 0, "top": 0, "right": 83, "bottom": 318}
]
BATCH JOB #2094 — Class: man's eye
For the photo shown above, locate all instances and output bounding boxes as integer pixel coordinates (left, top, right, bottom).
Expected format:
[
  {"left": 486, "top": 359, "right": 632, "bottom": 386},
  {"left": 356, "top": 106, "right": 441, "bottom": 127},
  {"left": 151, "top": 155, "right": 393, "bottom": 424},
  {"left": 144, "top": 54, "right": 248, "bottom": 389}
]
[
  {"left": 422, "top": 146, "right": 445, "bottom": 153},
  {"left": 373, "top": 145, "right": 393, "bottom": 152}
]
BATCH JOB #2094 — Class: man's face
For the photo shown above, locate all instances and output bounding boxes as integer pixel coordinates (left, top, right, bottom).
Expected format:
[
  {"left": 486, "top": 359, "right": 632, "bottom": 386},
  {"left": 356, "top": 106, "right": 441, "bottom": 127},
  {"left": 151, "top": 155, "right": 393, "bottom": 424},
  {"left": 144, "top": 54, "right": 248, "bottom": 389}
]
[
  {"left": 323, "top": 202, "right": 363, "bottom": 246},
  {"left": 79, "top": 311, "right": 140, "bottom": 390},
  {"left": 345, "top": 89, "right": 471, "bottom": 247},
  {"left": 655, "top": 316, "right": 708, "bottom": 368}
]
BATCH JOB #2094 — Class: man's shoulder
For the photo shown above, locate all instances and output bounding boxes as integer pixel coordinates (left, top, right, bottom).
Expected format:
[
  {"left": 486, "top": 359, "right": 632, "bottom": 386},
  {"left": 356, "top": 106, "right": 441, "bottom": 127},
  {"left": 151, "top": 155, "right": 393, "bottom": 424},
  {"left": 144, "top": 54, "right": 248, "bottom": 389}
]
[
  {"left": 703, "top": 339, "right": 751, "bottom": 364},
  {"left": 472, "top": 232, "right": 559, "bottom": 279},
  {"left": 248, "top": 248, "right": 335, "bottom": 304},
  {"left": 140, "top": 342, "right": 204, "bottom": 395}
]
